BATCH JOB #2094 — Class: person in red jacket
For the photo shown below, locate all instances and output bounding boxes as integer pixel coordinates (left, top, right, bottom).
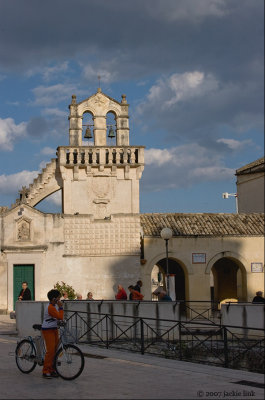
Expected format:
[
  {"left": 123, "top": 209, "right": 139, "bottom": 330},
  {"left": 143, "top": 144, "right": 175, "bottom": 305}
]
[
  {"left": 128, "top": 285, "right": 144, "bottom": 300},
  {"left": 115, "top": 285, "right": 127, "bottom": 300}
]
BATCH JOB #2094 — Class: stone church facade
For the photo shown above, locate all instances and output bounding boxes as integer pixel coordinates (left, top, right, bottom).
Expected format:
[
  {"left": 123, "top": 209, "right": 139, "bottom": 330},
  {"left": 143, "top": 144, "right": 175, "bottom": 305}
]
[{"left": 0, "top": 90, "right": 264, "bottom": 312}]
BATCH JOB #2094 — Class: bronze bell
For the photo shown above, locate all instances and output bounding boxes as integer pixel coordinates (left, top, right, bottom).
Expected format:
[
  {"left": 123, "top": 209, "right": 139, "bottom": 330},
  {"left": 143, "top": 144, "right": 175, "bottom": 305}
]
[
  {"left": 108, "top": 126, "right": 115, "bottom": 138},
  {"left": 84, "top": 126, "right": 92, "bottom": 139}
]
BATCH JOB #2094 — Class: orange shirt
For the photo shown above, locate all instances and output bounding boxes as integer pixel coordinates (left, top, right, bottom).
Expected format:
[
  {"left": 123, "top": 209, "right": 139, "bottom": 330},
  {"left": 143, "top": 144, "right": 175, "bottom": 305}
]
[{"left": 131, "top": 290, "right": 144, "bottom": 300}]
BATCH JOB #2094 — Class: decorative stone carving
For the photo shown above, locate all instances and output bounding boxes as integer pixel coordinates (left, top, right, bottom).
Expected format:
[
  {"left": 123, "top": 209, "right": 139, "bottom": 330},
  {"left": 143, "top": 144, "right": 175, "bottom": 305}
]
[
  {"left": 17, "top": 219, "right": 30, "bottom": 241},
  {"left": 92, "top": 177, "right": 110, "bottom": 199},
  {"left": 64, "top": 216, "right": 140, "bottom": 256},
  {"left": 94, "top": 93, "right": 108, "bottom": 108}
]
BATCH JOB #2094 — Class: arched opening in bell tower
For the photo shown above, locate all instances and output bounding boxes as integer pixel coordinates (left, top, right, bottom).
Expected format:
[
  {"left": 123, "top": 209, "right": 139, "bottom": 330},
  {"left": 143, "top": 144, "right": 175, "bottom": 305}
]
[
  {"left": 106, "top": 111, "right": 117, "bottom": 146},
  {"left": 82, "top": 111, "right": 94, "bottom": 145}
]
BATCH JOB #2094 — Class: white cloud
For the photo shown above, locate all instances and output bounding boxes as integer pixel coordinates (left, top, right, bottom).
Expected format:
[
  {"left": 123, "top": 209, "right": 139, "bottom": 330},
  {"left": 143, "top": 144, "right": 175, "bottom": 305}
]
[
  {"left": 144, "top": 71, "right": 219, "bottom": 110},
  {"left": 146, "top": 0, "right": 227, "bottom": 22},
  {"left": 31, "top": 84, "right": 77, "bottom": 106},
  {"left": 40, "top": 147, "right": 55, "bottom": 156},
  {"left": 143, "top": 144, "right": 234, "bottom": 191},
  {"left": 0, "top": 118, "right": 27, "bottom": 151},
  {"left": 136, "top": 70, "right": 263, "bottom": 138},
  {"left": 0, "top": 170, "right": 38, "bottom": 195},
  {"left": 217, "top": 138, "right": 253, "bottom": 151},
  {"left": 26, "top": 62, "right": 69, "bottom": 81},
  {"left": 82, "top": 63, "right": 117, "bottom": 84},
  {"left": 45, "top": 190, "right": 62, "bottom": 206},
  {"left": 42, "top": 62, "right": 69, "bottom": 81},
  {"left": 145, "top": 148, "right": 173, "bottom": 166},
  {"left": 42, "top": 108, "right": 68, "bottom": 117}
]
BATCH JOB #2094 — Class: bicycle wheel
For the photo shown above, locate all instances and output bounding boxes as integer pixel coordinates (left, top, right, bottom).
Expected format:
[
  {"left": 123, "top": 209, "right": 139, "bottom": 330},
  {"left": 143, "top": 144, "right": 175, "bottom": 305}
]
[
  {"left": 15, "top": 339, "right": 37, "bottom": 373},
  {"left": 54, "top": 344, "right": 85, "bottom": 380}
]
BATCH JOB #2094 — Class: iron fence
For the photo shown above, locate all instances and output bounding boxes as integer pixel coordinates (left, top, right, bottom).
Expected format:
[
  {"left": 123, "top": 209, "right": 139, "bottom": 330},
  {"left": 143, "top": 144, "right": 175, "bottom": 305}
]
[{"left": 64, "top": 310, "right": 264, "bottom": 374}]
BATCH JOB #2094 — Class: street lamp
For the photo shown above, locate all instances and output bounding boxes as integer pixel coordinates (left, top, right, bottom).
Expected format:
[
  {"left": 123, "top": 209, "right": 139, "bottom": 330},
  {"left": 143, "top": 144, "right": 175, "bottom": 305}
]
[
  {"left": 222, "top": 192, "right": 238, "bottom": 213},
  {"left": 160, "top": 227, "right": 173, "bottom": 295}
]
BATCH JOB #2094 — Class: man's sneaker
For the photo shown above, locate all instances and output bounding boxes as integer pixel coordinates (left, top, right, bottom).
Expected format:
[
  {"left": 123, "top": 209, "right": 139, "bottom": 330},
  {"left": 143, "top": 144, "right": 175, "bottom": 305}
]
[
  {"left": 42, "top": 373, "right": 52, "bottom": 379},
  {"left": 51, "top": 371, "right": 59, "bottom": 378}
]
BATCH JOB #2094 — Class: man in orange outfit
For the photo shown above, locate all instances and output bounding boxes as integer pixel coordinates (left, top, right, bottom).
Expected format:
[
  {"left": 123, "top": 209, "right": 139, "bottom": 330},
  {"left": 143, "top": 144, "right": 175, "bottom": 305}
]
[
  {"left": 128, "top": 285, "right": 144, "bottom": 300},
  {"left": 41, "top": 289, "right": 64, "bottom": 378}
]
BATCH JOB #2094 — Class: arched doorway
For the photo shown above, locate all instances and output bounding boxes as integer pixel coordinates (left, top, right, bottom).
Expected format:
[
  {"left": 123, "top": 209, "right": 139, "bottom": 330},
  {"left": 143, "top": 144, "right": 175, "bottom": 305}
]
[
  {"left": 211, "top": 257, "right": 246, "bottom": 302},
  {"left": 151, "top": 258, "right": 186, "bottom": 301}
]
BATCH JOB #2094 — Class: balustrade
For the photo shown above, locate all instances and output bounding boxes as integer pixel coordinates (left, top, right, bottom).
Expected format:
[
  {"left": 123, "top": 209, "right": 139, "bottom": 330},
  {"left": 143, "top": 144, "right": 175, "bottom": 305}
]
[{"left": 58, "top": 146, "right": 144, "bottom": 167}]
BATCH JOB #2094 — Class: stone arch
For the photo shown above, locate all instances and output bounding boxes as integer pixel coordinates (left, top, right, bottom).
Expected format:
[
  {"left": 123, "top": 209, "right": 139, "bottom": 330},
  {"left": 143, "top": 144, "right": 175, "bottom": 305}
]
[
  {"left": 205, "top": 251, "right": 248, "bottom": 274},
  {"left": 206, "top": 251, "right": 247, "bottom": 302},
  {"left": 145, "top": 252, "right": 190, "bottom": 301},
  {"left": 106, "top": 110, "right": 117, "bottom": 145},
  {"left": 30, "top": 187, "right": 62, "bottom": 208},
  {"left": 69, "top": 91, "right": 129, "bottom": 146},
  {"left": 82, "top": 110, "right": 95, "bottom": 144}
]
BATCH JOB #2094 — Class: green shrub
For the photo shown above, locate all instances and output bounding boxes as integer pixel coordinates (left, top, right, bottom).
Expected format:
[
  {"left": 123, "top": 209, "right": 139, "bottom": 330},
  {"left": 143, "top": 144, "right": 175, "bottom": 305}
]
[{"left": 53, "top": 281, "right": 76, "bottom": 300}]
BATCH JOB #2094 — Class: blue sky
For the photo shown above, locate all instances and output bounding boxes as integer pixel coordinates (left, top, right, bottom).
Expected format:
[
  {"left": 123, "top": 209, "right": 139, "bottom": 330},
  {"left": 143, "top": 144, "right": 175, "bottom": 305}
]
[{"left": 0, "top": 0, "right": 264, "bottom": 214}]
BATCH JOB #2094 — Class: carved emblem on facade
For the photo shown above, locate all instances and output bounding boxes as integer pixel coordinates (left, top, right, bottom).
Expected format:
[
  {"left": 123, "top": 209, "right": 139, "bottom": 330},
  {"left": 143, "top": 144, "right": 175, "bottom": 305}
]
[
  {"left": 17, "top": 219, "right": 30, "bottom": 241},
  {"left": 94, "top": 94, "right": 107, "bottom": 108},
  {"left": 92, "top": 177, "right": 110, "bottom": 199}
]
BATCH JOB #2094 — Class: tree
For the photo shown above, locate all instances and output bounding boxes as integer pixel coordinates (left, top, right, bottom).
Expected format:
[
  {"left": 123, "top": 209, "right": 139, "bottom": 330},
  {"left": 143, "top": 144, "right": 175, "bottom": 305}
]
[{"left": 53, "top": 281, "right": 76, "bottom": 300}]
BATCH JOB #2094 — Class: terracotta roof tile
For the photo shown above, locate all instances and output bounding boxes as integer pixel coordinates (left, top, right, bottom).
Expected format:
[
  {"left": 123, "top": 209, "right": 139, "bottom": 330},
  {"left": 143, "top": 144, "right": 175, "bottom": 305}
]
[
  {"left": 236, "top": 157, "right": 265, "bottom": 175},
  {"left": 140, "top": 213, "right": 265, "bottom": 237}
]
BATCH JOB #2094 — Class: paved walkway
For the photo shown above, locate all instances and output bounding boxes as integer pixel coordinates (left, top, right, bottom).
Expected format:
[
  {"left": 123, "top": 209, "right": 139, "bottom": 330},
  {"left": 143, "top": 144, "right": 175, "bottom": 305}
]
[{"left": 0, "top": 315, "right": 264, "bottom": 399}]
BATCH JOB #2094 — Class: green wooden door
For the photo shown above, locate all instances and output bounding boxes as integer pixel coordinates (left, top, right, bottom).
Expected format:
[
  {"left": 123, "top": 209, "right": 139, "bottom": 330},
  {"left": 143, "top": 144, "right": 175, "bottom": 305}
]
[{"left": 13, "top": 265, "right": 35, "bottom": 310}]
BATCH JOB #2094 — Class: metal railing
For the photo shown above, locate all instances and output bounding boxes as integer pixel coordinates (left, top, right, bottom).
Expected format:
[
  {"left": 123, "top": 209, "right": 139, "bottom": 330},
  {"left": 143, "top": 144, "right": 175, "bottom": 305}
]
[
  {"left": 178, "top": 300, "right": 221, "bottom": 324},
  {"left": 64, "top": 310, "right": 264, "bottom": 373}
]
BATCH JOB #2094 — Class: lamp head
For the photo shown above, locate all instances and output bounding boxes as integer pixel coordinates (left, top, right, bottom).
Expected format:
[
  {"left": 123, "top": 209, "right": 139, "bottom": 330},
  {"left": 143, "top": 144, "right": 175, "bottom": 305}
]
[{"left": 160, "top": 227, "right": 173, "bottom": 240}]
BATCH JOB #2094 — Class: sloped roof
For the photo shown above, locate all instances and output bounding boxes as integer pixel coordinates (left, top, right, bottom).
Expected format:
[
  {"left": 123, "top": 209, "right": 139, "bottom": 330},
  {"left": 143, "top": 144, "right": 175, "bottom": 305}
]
[
  {"left": 140, "top": 213, "right": 265, "bottom": 237},
  {"left": 76, "top": 89, "right": 125, "bottom": 107},
  {"left": 236, "top": 157, "right": 265, "bottom": 175}
]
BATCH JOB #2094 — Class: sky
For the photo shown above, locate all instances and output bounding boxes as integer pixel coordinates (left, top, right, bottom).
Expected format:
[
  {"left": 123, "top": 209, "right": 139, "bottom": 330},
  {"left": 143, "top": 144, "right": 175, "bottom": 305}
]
[{"left": 0, "top": 0, "right": 264, "bottom": 214}]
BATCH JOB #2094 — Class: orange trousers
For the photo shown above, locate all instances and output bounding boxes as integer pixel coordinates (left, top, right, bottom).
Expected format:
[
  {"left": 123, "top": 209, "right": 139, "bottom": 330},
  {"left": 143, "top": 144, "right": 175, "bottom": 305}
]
[{"left": 42, "top": 329, "right": 59, "bottom": 374}]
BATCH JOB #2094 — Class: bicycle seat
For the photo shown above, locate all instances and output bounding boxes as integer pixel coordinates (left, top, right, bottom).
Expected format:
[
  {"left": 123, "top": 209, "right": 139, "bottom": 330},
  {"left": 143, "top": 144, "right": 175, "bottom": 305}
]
[{"left": 32, "top": 324, "right": 42, "bottom": 330}]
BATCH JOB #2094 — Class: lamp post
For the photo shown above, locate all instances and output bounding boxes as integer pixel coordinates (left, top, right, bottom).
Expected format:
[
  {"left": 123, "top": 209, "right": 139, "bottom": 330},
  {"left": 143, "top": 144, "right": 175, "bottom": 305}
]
[{"left": 160, "top": 227, "right": 173, "bottom": 295}]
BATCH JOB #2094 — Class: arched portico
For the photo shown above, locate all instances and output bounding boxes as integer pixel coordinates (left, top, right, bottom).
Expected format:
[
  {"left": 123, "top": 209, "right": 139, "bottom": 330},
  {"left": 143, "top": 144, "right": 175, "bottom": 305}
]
[
  {"left": 146, "top": 253, "right": 190, "bottom": 302},
  {"left": 206, "top": 251, "right": 247, "bottom": 302}
]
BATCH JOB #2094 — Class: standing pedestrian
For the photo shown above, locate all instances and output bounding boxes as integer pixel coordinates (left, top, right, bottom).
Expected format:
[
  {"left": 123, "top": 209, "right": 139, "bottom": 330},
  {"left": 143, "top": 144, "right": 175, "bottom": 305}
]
[
  {"left": 41, "top": 289, "right": 64, "bottom": 378},
  {"left": 128, "top": 285, "right": 144, "bottom": 300},
  {"left": 115, "top": 285, "right": 127, "bottom": 300},
  {"left": 18, "top": 281, "right": 31, "bottom": 301}
]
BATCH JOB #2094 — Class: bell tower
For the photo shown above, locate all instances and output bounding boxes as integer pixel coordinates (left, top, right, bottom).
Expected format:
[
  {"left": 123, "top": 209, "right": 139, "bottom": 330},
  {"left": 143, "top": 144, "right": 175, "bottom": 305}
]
[{"left": 57, "top": 89, "right": 145, "bottom": 218}]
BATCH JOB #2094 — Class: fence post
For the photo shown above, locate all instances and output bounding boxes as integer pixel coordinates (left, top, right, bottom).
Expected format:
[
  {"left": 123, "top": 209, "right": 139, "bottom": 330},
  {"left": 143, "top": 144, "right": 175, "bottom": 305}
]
[
  {"left": 140, "top": 318, "right": 144, "bottom": 355},
  {"left": 106, "top": 315, "right": 109, "bottom": 349},
  {"left": 178, "top": 322, "right": 182, "bottom": 360},
  {"left": 75, "top": 312, "right": 77, "bottom": 342},
  {"left": 223, "top": 326, "right": 229, "bottom": 368}
]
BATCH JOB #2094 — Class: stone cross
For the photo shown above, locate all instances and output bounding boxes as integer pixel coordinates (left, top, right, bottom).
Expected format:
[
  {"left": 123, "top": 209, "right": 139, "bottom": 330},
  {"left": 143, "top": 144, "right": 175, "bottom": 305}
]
[{"left": 19, "top": 186, "right": 29, "bottom": 203}]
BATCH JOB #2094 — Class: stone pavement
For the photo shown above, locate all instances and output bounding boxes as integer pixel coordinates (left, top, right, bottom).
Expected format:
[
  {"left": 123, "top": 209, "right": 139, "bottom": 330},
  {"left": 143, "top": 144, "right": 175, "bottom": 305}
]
[{"left": 0, "top": 315, "right": 264, "bottom": 400}]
